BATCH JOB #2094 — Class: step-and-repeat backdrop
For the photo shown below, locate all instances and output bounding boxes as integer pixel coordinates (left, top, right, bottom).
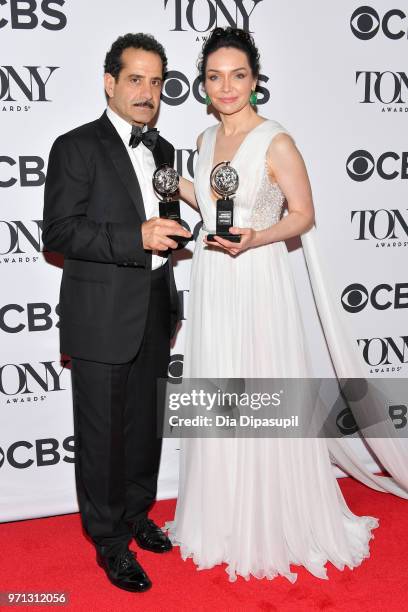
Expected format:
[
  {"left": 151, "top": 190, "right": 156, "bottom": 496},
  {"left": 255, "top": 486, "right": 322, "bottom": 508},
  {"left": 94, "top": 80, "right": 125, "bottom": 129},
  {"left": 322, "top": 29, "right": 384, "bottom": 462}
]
[{"left": 1, "top": 1, "right": 405, "bottom": 521}]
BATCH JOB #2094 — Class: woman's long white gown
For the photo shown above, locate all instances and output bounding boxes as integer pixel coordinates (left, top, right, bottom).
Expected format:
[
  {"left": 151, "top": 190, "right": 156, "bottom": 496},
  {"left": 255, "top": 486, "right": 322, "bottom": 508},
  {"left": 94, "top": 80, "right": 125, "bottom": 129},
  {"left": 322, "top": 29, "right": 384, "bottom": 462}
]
[{"left": 166, "top": 119, "right": 379, "bottom": 583}]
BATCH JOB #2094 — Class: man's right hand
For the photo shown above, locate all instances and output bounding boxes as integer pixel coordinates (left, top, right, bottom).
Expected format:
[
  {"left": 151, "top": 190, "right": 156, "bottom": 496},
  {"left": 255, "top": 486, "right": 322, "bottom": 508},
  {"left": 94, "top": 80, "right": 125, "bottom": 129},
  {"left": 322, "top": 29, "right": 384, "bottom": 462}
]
[{"left": 141, "top": 217, "right": 192, "bottom": 251}]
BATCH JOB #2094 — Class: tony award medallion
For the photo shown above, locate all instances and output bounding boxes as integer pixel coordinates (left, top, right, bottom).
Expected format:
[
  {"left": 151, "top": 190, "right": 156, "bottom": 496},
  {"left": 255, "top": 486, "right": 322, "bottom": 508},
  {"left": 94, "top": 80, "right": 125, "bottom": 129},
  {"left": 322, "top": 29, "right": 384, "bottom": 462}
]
[
  {"left": 153, "top": 164, "right": 190, "bottom": 246},
  {"left": 207, "top": 161, "right": 240, "bottom": 243}
]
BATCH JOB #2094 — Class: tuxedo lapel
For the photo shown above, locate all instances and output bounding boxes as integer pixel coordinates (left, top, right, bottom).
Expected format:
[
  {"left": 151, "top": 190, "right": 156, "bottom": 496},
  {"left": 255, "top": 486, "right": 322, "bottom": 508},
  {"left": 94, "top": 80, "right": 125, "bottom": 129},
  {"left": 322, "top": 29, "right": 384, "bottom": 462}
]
[{"left": 96, "top": 111, "right": 146, "bottom": 222}]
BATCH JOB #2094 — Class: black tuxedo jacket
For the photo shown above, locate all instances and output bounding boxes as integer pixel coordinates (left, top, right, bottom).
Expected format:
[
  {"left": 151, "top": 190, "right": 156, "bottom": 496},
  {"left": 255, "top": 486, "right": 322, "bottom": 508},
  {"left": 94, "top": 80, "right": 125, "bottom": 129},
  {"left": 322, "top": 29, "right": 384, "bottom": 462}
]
[{"left": 43, "top": 111, "right": 180, "bottom": 363}]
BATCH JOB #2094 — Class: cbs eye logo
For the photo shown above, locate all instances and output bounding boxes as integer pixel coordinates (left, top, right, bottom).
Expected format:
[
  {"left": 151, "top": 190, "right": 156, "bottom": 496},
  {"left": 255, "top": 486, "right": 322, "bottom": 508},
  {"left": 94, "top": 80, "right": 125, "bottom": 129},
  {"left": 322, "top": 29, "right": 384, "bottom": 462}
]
[
  {"left": 341, "top": 283, "right": 368, "bottom": 313},
  {"left": 162, "top": 71, "right": 192, "bottom": 106},
  {"left": 346, "top": 150, "right": 375, "bottom": 181},
  {"left": 341, "top": 282, "right": 408, "bottom": 312},
  {"left": 168, "top": 353, "right": 184, "bottom": 383},
  {"left": 350, "top": 6, "right": 380, "bottom": 39},
  {"left": 350, "top": 6, "right": 407, "bottom": 40},
  {"left": 346, "top": 150, "right": 408, "bottom": 181},
  {"left": 336, "top": 407, "right": 359, "bottom": 436}
]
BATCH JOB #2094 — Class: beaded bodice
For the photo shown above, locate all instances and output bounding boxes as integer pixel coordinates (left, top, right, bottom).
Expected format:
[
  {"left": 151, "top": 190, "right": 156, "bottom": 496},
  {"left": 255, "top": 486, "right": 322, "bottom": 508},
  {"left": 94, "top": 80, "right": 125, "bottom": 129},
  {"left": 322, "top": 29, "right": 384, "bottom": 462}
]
[{"left": 250, "top": 160, "right": 285, "bottom": 230}]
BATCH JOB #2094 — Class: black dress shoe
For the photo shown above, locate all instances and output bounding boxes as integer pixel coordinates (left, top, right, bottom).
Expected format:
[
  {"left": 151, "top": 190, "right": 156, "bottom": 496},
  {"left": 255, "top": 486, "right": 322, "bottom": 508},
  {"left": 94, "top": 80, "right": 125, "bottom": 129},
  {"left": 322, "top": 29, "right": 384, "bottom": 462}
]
[
  {"left": 96, "top": 549, "right": 152, "bottom": 592},
  {"left": 133, "top": 518, "right": 173, "bottom": 553}
]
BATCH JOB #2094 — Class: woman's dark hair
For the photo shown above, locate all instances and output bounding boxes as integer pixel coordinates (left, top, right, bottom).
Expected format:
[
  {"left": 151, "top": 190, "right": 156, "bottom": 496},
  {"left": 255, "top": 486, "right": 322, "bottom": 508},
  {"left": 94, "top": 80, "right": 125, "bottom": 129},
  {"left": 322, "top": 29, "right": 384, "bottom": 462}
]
[
  {"left": 198, "top": 27, "right": 260, "bottom": 83},
  {"left": 104, "top": 33, "right": 168, "bottom": 80}
]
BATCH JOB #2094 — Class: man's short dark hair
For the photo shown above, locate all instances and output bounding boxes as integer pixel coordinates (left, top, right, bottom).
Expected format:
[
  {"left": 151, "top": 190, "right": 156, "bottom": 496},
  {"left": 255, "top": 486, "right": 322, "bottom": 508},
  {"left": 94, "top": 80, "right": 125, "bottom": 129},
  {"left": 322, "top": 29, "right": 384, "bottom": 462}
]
[{"left": 104, "top": 33, "right": 168, "bottom": 80}]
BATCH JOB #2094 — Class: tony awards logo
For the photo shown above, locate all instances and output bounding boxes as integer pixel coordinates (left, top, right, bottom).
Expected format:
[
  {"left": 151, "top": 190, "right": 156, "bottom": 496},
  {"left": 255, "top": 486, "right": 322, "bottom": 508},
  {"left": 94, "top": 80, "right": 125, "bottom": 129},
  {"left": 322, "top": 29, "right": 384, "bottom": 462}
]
[
  {"left": 0, "top": 66, "right": 59, "bottom": 112},
  {"left": 164, "top": 0, "right": 264, "bottom": 34}
]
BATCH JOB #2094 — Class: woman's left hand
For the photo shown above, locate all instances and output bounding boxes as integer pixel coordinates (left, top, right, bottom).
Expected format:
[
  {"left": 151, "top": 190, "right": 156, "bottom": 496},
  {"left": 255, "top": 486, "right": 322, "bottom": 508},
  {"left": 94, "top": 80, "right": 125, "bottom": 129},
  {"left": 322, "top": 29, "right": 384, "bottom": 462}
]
[{"left": 203, "top": 226, "right": 258, "bottom": 256}]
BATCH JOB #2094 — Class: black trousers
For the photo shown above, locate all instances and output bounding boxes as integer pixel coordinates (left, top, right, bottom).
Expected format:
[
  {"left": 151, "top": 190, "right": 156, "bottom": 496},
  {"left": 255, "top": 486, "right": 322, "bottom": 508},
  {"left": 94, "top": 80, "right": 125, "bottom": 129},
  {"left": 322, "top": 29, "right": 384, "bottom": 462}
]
[{"left": 71, "top": 265, "right": 171, "bottom": 557}]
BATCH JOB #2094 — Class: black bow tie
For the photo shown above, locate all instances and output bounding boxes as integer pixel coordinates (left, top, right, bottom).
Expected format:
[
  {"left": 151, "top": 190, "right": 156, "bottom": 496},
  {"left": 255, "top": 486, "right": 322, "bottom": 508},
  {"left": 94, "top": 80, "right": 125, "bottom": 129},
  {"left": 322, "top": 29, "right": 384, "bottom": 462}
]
[{"left": 129, "top": 125, "right": 159, "bottom": 150}]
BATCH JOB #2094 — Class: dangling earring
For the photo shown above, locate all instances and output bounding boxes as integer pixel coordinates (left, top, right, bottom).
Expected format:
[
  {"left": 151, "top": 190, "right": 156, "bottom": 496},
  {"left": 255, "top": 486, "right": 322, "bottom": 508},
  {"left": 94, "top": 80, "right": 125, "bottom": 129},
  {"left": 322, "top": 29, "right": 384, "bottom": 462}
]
[
  {"left": 205, "top": 93, "right": 212, "bottom": 106},
  {"left": 249, "top": 90, "right": 258, "bottom": 106}
]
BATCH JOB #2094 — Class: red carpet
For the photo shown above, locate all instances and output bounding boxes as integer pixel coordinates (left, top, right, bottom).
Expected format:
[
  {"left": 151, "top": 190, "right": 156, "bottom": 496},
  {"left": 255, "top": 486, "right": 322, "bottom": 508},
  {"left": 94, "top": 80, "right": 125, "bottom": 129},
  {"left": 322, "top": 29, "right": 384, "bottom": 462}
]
[{"left": 1, "top": 478, "right": 407, "bottom": 612}]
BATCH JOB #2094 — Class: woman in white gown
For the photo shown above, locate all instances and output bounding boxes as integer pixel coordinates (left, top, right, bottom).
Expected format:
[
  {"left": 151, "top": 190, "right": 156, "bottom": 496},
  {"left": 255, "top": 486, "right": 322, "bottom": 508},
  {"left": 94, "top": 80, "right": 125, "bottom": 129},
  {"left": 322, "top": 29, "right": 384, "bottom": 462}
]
[{"left": 172, "top": 27, "right": 378, "bottom": 583}]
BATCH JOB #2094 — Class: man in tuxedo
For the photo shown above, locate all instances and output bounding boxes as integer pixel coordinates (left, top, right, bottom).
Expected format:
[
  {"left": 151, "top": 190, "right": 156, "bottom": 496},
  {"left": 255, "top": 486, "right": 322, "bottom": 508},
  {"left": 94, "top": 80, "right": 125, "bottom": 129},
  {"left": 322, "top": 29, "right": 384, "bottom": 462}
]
[{"left": 43, "top": 33, "right": 191, "bottom": 593}]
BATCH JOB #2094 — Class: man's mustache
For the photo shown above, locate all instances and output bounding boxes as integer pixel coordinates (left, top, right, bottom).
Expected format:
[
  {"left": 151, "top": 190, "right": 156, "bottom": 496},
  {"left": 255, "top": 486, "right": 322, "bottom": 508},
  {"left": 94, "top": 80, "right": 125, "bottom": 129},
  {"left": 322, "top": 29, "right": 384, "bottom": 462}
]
[{"left": 132, "top": 99, "right": 155, "bottom": 109}]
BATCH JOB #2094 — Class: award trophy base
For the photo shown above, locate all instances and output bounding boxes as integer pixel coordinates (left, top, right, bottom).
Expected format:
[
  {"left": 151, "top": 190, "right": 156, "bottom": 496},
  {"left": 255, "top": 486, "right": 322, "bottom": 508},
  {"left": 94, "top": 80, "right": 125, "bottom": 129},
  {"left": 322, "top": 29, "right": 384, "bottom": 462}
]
[
  {"left": 207, "top": 233, "right": 241, "bottom": 243},
  {"left": 207, "top": 197, "right": 241, "bottom": 243},
  {"left": 159, "top": 200, "right": 191, "bottom": 245}
]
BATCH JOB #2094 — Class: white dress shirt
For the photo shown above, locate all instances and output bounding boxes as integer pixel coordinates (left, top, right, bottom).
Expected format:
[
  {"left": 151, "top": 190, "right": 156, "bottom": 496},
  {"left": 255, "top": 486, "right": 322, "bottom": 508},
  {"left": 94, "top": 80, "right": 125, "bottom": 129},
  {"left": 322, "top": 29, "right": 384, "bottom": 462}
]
[{"left": 106, "top": 106, "right": 166, "bottom": 270}]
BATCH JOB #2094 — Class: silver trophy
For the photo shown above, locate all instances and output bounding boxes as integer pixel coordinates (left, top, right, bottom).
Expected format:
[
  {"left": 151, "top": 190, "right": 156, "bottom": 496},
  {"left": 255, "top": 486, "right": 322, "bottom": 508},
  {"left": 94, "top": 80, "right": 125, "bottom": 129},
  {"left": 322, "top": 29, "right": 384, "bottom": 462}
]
[
  {"left": 207, "top": 161, "right": 240, "bottom": 243},
  {"left": 153, "top": 164, "right": 189, "bottom": 246}
]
